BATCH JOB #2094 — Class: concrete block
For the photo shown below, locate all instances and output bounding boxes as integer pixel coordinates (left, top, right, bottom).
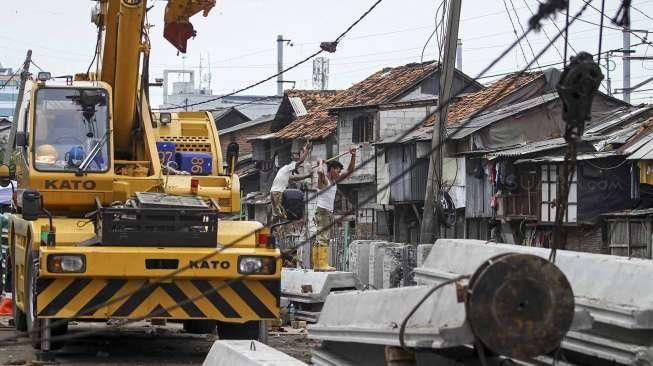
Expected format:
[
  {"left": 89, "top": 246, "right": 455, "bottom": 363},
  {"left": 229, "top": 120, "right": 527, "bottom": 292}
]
[
  {"left": 202, "top": 340, "right": 307, "bottom": 366},
  {"left": 281, "top": 268, "right": 358, "bottom": 304},
  {"left": 291, "top": 320, "right": 308, "bottom": 329},
  {"left": 348, "top": 240, "right": 372, "bottom": 286},
  {"left": 416, "top": 244, "right": 433, "bottom": 268}
]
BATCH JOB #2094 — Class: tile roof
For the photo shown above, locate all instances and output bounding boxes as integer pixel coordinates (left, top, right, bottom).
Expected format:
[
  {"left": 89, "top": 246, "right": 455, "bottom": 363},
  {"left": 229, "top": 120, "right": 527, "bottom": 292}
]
[
  {"left": 274, "top": 91, "right": 350, "bottom": 140},
  {"left": 285, "top": 90, "right": 339, "bottom": 111},
  {"left": 273, "top": 62, "right": 446, "bottom": 140},
  {"left": 329, "top": 61, "right": 441, "bottom": 109},
  {"left": 424, "top": 71, "right": 545, "bottom": 127}
]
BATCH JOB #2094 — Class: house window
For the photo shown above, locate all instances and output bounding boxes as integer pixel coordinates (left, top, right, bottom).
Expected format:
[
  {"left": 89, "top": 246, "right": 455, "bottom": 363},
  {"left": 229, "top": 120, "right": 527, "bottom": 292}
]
[
  {"left": 541, "top": 164, "right": 577, "bottom": 223},
  {"left": 352, "top": 115, "right": 373, "bottom": 143}
]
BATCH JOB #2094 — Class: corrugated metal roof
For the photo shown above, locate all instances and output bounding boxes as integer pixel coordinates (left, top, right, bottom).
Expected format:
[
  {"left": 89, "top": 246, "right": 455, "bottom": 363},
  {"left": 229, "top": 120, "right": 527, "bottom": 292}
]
[
  {"left": 288, "top": 97, "right": 307, "bottom": 117},
  {"left": 585, "top": 105, "right": 653, "bottom": 134},
  {"left": 218, "top": 114, "right": 275, "bottom": 135},
  {"left": 447, "top": 93, "right": 559, "bottom": 140},
  {"left": 514, "top": 151, "right": 618, "bottom": 164}
]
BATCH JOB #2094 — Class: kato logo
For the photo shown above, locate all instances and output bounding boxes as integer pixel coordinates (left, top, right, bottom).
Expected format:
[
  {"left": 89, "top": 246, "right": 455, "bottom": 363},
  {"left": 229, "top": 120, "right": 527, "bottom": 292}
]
[
  {"left": 190, "top": 260, "right": 230, "bottom": 270},
  {"left": 44, "top": 180, "right": 97, "bottom": 190}
]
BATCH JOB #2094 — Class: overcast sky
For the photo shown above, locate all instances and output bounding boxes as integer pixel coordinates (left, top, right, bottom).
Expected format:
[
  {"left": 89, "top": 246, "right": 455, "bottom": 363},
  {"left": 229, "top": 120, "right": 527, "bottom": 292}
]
[{"left": 2, "top": 0, "right": 653, "bottom": 107}]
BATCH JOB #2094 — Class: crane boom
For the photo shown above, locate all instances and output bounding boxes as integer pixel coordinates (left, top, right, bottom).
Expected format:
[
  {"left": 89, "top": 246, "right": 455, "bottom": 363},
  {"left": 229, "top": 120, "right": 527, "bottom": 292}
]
[{"left": 96, "top": 0, "right": 215, "bottom": 156}]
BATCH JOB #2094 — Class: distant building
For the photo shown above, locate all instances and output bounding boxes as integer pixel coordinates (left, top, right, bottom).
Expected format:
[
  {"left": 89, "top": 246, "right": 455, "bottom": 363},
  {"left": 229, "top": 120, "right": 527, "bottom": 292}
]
[
  {"left": 159, "top": 69, "right": 281, "bottom": 121},
  {"left": 0, "top": 63, "right": 19, "bottom": 119}
]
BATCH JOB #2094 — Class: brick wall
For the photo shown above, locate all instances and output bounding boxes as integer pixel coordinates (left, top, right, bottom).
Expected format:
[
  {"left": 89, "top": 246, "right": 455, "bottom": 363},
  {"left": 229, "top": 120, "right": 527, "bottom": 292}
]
[{"left": 219, "top": 121, "right": 272, "bottom": 159}]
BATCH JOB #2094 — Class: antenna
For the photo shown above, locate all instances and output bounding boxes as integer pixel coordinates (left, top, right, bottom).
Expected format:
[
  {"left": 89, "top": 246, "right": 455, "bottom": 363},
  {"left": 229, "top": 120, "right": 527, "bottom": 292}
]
[{"left": 312, "top": 57, "right": 330, "bottom": 90}]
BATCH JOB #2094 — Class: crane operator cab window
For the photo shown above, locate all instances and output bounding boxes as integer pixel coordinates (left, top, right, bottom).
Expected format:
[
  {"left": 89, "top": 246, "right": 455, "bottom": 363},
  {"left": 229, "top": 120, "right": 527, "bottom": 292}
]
[{"left": 33, "top": 88, "right": 110, "bottom": 173}]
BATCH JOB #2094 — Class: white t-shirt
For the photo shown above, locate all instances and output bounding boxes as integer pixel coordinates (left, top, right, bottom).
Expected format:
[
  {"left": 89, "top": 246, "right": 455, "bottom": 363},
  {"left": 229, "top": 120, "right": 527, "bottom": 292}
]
[
  {"left": 0, "top": 181, "right": 16, "bottom": 205},
  {"left": 270, "top": 162, "right": 297, "bottom": 193}
]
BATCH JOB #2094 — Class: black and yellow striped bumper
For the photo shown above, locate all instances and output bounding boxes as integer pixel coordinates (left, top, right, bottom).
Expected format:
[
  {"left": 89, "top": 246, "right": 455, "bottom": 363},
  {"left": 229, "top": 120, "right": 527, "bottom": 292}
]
[{"left": 36, "top": 278, "right": 280, "bottom": 321}]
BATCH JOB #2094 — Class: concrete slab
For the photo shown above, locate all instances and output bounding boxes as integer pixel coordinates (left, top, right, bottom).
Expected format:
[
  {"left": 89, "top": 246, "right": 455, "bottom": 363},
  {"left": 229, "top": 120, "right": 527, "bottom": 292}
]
[
  {"left": 309, "top": 285, "right": 474, "bottom": 348},
  {"left": 415, "top": 239, "right": 653, "bottom": 329},
  {"left": 281, "top": 268, "right": 358, "bottom": 304},
  {"left": 202, "top": 340, "right": 307, "bottom": 366},
  {"left": 563, "top": 330, "right": 653, "bottom": 365}
]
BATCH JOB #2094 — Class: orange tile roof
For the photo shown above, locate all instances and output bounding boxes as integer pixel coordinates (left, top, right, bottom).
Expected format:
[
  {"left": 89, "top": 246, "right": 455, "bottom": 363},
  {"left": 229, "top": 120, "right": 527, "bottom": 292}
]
[
  {"left": 424, "top": 71, "right": 544, "bottom": 126},
  {"left": 274, "top": 62, "right": 444, "bottom": 140},
  {"left": 285, "top": 90, "right": 339, "bottom": 112},
  {"left": 330, "top": 61, "right": 440, "bottom": 109},
  {"left": 274, "top": 91, "right": 350, "bottom": 140}
]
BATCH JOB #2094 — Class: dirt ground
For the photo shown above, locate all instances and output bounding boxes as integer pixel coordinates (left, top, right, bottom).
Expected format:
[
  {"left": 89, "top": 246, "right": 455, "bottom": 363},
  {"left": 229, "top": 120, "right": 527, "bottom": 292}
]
[{"left": 0, "top": 317, "right": 319, "bottom": 365}]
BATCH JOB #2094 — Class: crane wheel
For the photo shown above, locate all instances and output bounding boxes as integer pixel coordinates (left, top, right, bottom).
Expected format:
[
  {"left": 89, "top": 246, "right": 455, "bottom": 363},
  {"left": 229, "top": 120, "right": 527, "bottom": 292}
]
[
  {"left": 182, "top": 320, "right": 217, "bottom": 334},
  {"left": 9, "top": 239, "right": 26, "bottom": 332},
  {"left": 25, "top": 250, "right": 66, "bottom": 350}
]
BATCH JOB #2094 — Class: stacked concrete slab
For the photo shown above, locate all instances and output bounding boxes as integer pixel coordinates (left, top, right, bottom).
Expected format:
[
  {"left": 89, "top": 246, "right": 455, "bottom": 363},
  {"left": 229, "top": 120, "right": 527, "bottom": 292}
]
[
  {"left": 309, "top": 239, "right": 594, "bottom": 365},
  {"left": 281, "top": 268, "right": 359, "bottom": 323},
  {"left": 414, "top": 239, "right": 653, "bottom": 366}
]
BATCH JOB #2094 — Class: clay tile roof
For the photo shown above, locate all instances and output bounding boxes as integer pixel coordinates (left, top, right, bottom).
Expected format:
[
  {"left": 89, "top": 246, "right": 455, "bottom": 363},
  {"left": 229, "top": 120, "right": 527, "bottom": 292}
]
[
  {"left": 274, "top": 91, "right": 350, "bottom": 140},
  {"left": 285, "top": 90, "right": 339, "bottom": 111},
  {"left": 330, "top": 61, "right": 440, "bottom": 109},
  {"left": 424, "top": 71, "right": 544, "bottom": 127}
]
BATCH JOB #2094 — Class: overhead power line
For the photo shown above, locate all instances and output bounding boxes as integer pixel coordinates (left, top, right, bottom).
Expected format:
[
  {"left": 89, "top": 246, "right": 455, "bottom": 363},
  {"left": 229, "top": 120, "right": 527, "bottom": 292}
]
[
  {"left": 0, "top": 0, "right": 595, "bottom": 347},
  {"left": 155, "top": 0, "right": 384, "bottom": 111}
]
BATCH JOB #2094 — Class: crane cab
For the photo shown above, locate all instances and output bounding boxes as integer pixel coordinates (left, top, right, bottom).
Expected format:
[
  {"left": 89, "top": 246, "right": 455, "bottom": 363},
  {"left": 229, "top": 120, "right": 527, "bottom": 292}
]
[{"left": 14, "top": 79, "right": 115, "bottom": 212}]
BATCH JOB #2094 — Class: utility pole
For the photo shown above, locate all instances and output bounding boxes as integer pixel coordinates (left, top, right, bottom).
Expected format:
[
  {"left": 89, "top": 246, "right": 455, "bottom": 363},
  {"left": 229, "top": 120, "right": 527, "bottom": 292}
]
[
  {"left": 456, "top": 38, "right": 463, "bottom": 70},
  {"left": 277, "top": 35, "right": 284, "bottom": 96},
  {"left": 420, "top": 0, "right": 461, "bottom": 244},
  {"left": 605, "top": 52, "right": 612, "bottom": 96},
  {"left": 6, "top": 50, "right": 31, "bottom": 158},
  {"left": 623, "top": 26, "right": 631, "bottom": 103}
]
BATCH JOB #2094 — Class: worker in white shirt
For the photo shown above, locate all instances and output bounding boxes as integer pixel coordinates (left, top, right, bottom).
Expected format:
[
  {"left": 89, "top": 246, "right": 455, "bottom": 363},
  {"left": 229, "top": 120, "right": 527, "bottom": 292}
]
[
  {"left": 313, "top": 146, "right": 357, "bottom": 271},
  {"left": 270, "top": 142, "right": 312, "bottom": 222}
]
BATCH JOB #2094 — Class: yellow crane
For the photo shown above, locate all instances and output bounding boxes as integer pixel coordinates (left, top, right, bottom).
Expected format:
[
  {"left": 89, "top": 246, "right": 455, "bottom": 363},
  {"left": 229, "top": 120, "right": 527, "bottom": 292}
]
[{"left": 6, "top": 0, "right": 288, "bottom": 350}]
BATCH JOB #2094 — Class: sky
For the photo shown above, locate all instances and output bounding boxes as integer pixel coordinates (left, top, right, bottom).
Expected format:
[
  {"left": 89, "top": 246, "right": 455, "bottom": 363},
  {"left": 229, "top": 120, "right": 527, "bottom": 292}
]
[{"left": 2, "top": 0, "right": 653, "bottom": 107}]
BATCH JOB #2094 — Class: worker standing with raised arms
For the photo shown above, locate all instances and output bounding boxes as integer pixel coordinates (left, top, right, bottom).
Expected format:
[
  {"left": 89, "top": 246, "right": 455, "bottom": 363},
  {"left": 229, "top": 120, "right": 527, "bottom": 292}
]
[
  {"left": 270, "top": 142, "right": 313, "bottom": 222},
  {"left": 313, "top": 146, "right": 357, "bottom": 271}
]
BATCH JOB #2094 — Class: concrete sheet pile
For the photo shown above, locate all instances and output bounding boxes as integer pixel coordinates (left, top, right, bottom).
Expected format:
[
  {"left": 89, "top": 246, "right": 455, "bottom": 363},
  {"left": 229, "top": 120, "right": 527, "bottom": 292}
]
[
  {"left": 349, "top": 240, "right": 418, "bottom": 289},
  {"left": 202, "top": 340, "right": 306, "bottom": 366},
  {"left": 280, "top": 268, "right": 359, "bottom": 323},
  {"left": 309, "top": 243, "right": 592, "bottom": 365},
  {"left": 414, "top": 239, "right": 653, "bottom": 366}
]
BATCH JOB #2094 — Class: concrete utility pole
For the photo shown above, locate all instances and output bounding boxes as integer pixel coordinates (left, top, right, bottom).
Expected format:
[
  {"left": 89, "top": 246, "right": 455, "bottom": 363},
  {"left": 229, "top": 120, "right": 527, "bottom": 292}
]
[
  {"left": 623, "top": 26, "right": 631, "bottom": 103},
  {"left": 420, "top": 0, "right": 462, "bottom": 244},
  {"left": 456, "top": 38, "right": 463, "bottom": 70},
  {"left": 277, "top": 34, "right": 284, "bottom": 96}
]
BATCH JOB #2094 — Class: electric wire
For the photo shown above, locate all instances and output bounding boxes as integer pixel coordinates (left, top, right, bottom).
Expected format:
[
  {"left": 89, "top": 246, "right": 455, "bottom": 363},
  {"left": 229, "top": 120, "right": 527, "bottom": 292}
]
[
  {"left": 154, "top": 0, "right": 384, "bottom": 111},
  {"left": 631, "top": 5, "right": 653, "bottom": 22},
  {"left": 508, "top": 0, "right": 542, "bottom": 69},
  {"left": 523, "top": 0, "right": 565, "bottom": 60},
  {"left": 398, "top": 275, "right": 469, "bottom": 350},
  {"left": 503, "top": 0, "right": 531, "bottom": 66},
  {"left": 0, "top": 68, "right": 20, "bottom": 91},
  {"left": 0, "top": 2, "right": 591, "bottom": 346}
]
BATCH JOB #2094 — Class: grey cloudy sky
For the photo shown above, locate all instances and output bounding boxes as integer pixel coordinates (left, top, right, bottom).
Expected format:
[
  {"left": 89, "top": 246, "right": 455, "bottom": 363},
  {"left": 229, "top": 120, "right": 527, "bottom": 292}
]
[{"left": 2, "top": 0, "right": 653, "bottom": 106}]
